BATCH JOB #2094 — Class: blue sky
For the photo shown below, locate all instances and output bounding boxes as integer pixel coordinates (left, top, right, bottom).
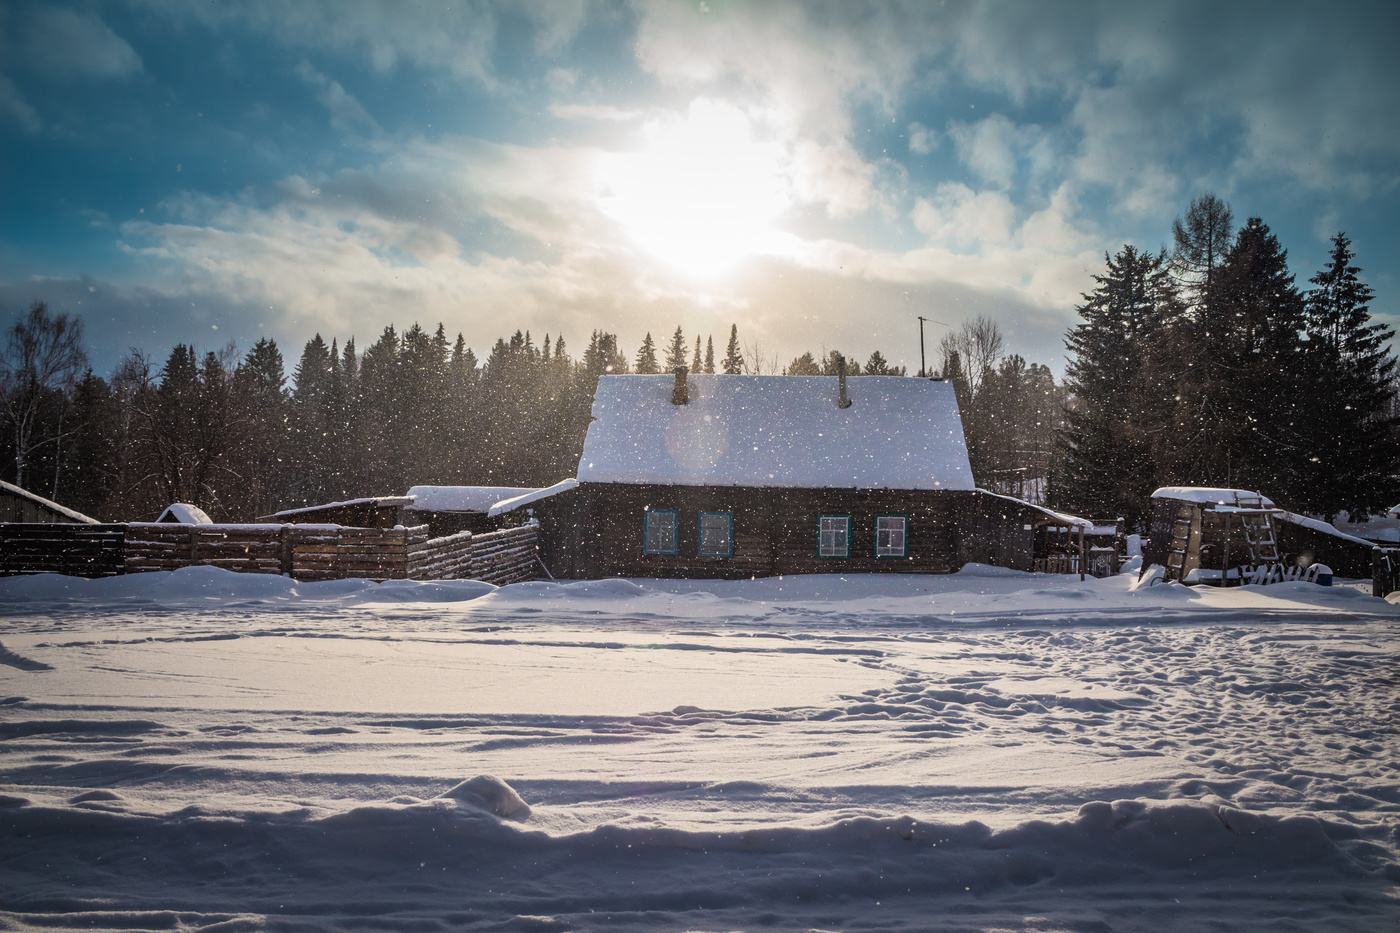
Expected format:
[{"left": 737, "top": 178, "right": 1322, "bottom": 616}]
[{"left": 2, "top": 0, "right": 1397, "bottom": 378}]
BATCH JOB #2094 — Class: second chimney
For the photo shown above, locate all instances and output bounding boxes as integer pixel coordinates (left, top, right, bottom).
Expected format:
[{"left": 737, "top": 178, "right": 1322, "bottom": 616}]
[
  {"left": 672, "top": 366, "right": 689, "bottom": 405},
  {"left": 837, "top": 355, "right": 852, "bottom": 409}
]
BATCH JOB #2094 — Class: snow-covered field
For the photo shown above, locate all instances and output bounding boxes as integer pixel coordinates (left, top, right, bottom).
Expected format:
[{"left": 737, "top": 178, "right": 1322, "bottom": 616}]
[{"left": 1, "top": 565, "right": 1397, "bottom": 932}]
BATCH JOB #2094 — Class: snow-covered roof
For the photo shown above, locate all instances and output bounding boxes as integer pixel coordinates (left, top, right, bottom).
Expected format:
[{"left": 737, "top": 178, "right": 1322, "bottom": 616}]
[
  {"left": 578, "top": 375, "right": 974, "bottom": 490},
  {"left": 1151, "top": 487, "right": 1276, "bottom": 508},
  {"left": 1273, "top": 511, "right": 1376, "bottom": 548},
  {"left": 976, "top": 489, "right": 1094, "bottom": 529},
  {"left": 156, "top": 503, "right": 213, "bottom": 524},
  {"left": 405, "top": 486, "right": 538, "bottom": 513},
  {"left": 271, "top": 496, "right": 414, "bottom": 518},
  {"left": 487, "top": 479, "right": 580, "bottom": 517},
  {"left": 0, "top": 479, "right": 99, "bottom": 523}
]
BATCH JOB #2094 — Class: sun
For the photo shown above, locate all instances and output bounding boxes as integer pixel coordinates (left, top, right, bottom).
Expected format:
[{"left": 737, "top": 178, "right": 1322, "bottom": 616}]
[{"left": 598, "top": 100, "right": 791, "bottom": 278}]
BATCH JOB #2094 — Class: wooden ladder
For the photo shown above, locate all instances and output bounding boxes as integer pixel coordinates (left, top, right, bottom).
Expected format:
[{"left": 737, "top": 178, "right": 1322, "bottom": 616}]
[
  {"left": 1163, "top": 503, "right": 1195, "bottom": 582},
  {"left": 1234, "top": 503, "right": 1280, "bottom": 564}
]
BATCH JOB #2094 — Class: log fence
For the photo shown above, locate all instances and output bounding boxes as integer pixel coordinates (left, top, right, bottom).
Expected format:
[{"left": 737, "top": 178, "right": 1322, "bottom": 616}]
[{"left": 0, "top": 521, "right": 539, "bottom": 585}]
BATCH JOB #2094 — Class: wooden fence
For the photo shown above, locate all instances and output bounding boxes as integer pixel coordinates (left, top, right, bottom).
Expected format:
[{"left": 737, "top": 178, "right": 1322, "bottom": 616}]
[
  {"left": 1, "top": 521, "right": 539, "bottom": 585},
  {"left": 0, "top": 523, "right": 126, "bottom": 578}
]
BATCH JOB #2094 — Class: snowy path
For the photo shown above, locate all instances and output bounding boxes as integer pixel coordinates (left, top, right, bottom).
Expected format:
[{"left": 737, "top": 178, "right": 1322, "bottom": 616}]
[{"left": 0, "top": 568, "right": 1397, "bottom": 931}]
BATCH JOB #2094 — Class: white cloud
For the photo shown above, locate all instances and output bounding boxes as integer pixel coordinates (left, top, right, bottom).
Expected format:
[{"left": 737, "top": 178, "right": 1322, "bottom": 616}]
[
  {"left": 14, "top": 7, "right": 142, "bottom": 80},
  {"left": 907, "top": 121, "right": 937, "bottom": 155},
  {"left": 294, "top": 61, "right": 380, "bottom": 133}
]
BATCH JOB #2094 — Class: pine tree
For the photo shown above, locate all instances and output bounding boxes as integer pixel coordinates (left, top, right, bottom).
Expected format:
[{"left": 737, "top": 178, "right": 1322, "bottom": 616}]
[
  {"left": 691, "top": 336, "right": 702, "bottom": 373},
  {"left": 704, "top": 337, "right": 715, "bottom": 374},
  {"left": 723, "top": 324, "right": 743, "bottom": 374},
  {"left": 1058, "top": 245, "right": 1181, "bottom": 528},
  {"left": 664, "top": 326, "right": 688, "bottom": 371},
  {"left": 1299, "top": 233, "right": 1400, "bottom": 519},
  {"left": 634, "top": 333, "right": 659, "bottom": 374},
  {"left": 1194, "top": 217, "right": 1307, "bottom": 498}
]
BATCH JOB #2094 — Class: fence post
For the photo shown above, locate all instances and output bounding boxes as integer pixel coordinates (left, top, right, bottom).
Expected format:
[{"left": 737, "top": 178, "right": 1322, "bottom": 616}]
[
  {"left": 280, "top": 525, "right": 293, "bottom": 577},
  {"left": 188, "top": 526, "right": 198, "bottom": 566},
  {"left": 1373, "top": 547, "right": 1387, "bottom": 599}
]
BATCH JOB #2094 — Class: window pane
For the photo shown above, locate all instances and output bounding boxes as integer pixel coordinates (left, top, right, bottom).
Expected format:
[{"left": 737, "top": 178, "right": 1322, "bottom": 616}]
[
  {"left": 877, "top": 516, "right": 906, "bottom": 557},
  {"left": 699, "top": 511, "right": 731, "bottom": 557},
  {"left": 645, "top": 510, "right": 677, "bottom": 554},
  {"left": 819, "top": 516, "right": 849, "bottom": 557}
]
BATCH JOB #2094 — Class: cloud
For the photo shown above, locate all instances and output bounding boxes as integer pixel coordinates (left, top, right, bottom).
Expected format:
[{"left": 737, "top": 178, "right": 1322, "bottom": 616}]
[
  {"left": 13, "top": 7, "right": 142, "bottom": 80},
  {"left": 0, "top": 73, "right": 39, "bottom": 131},
  {"left": 294, "top": 60, "right": 380, "bottom": 133},
  {"left": 131, "top": 0, "right": 590, "bottom": 87},
  {"left": 907, "top": 122, "right": 937, "bottom": 155}
]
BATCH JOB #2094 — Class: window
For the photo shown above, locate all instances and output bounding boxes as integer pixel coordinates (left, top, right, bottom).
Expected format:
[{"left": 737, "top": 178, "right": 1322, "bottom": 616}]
[
  {"left": 643, "top": 509, "right": 678, "bottom": 554},
  {"left": 818, "top": 515, "right": 850, "bottom": 558},
  {"left": 876, "top": 515, "right": 907, "bottom": 558},
  {"left": 698, "top": 511, "right": 733, "bottom": 557}
]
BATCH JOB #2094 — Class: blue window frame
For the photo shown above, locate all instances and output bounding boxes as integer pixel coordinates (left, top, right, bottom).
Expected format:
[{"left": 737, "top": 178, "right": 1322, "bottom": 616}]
[
  {"left": 643, "top": 508, "right": 679, "bottom": 555},
  {"left": 698, "top": 511, "right": 733, "bottom": 557},
  {"left": 875, "top": 515, "right": 907, "bottom": 558},
  {"left": 818, "top": 514, "right": 850, "bottom": 558}
]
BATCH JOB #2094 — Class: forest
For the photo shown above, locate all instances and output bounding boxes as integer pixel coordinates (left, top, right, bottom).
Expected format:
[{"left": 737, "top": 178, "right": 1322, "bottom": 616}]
[{"left": 1, "top": 194, "right": 1394, "bottom": 530}]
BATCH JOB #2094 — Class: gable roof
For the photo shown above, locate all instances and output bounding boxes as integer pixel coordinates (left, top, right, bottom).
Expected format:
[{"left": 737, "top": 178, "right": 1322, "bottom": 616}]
[{"left": 577, "top": 374, "right": 974, "bottom": 490}]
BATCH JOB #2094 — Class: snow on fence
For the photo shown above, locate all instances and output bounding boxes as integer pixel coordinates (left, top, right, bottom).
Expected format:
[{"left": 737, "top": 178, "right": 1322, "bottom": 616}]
[
  {"left": 1, "top": 521, "right": 540, "bottom": 585},
  {"left": 409, "top": 523, "right": 540, "bottom": 585},
  {"left": 0, "top": 523, "right": 126, "bottom": 578}
]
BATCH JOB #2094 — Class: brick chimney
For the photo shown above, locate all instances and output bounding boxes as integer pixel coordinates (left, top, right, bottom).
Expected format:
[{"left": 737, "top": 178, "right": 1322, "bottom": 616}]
[{"left": 672, "top": 366, "right": 689, "bottom": 405}]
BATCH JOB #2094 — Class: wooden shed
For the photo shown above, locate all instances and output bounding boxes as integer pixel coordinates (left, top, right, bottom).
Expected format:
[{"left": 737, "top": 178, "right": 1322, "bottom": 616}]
[
  {"left": 402, "top": 485, "right": 539, "bottom": 537},
  {"left": 0, "top": 480, "right": 99, "bottom": 524},
  {"left": 1145, "top": 486, "right": 1375, "bottom": 582},
  {"left": 532, "top": 370, "right": 1018, "bottom": 579}
]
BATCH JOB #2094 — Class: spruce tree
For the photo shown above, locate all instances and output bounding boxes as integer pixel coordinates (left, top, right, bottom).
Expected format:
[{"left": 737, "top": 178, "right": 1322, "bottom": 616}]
[
  {"left": 664, "top": 326, "right": 688, "bottom": 371},
  {"left": 1300, "top": 233, "right": 1400, "bottom": 519},
  {"left": 691, "top": 336, "right": 702, "bottom": 373},
  {"left": 723, "top": 324, "right": 744, "bottom": 374},
  {"left": 634, "top": 333, "right": 659, "bottom": 374},
  {"left": 704, "top": 336, "right": 715, "bottom": 374},
  {"left": 1197, "top": 218, "right": 1307, "bottom": 498},
  {"left": 1058, "top": 245, "right": 1180, "bottom": 528}
]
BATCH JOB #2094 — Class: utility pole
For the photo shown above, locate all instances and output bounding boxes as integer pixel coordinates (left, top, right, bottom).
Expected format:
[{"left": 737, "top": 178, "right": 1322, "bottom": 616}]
[{"left": 917, "top": 316, "right": 947, "bottom": 378}]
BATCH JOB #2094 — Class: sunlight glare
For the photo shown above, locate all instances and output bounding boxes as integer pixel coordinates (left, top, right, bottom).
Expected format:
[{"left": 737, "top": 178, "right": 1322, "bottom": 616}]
[{"left": 598, "top": 100, "right": 791, "bottom": 278}]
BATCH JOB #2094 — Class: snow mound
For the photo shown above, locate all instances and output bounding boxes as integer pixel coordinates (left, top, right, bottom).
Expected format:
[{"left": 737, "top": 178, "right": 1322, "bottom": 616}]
[{"left": 437, "top": 776, "right": 532, "bottom": 821}]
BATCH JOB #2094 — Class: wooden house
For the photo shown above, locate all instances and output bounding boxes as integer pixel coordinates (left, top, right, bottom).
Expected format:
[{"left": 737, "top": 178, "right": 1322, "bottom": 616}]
[
  {"left": 0, "top": 480, "right": 99, "bottom": 524},
  {"left": 529, "top": 369, "right": 1056, "bottom": 579}
]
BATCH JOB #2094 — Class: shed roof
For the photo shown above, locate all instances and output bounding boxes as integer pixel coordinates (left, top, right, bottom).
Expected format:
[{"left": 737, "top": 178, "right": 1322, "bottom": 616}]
[
  {"left": 488, "top": 478, "right": 580, "bottom": 517},
  {"left": 404, "top": 486, "right": 537, "bottom": 513},
  {"left": 267, "top": 496, "right": 415, "bottom": 519},
  {"left": 578, "top": 374, "right": 974, "bottom": 490},
  {"left": 0, "top": 479, "right": 99, "bottom": 523},
  {"left": 1150, "top": 487, "right": 1276, "bottom": 508}
]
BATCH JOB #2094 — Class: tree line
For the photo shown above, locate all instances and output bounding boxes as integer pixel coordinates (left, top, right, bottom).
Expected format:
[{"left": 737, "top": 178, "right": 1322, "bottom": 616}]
[
  {"left": 0, "top": 315, "right": 963, "bottom": 522},
  {"left": 1054, "top": 193, "right": 1398, "bottom": 528},
  {"left": 3, "top": 192, "right": 1391, "bottom": 529}
]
